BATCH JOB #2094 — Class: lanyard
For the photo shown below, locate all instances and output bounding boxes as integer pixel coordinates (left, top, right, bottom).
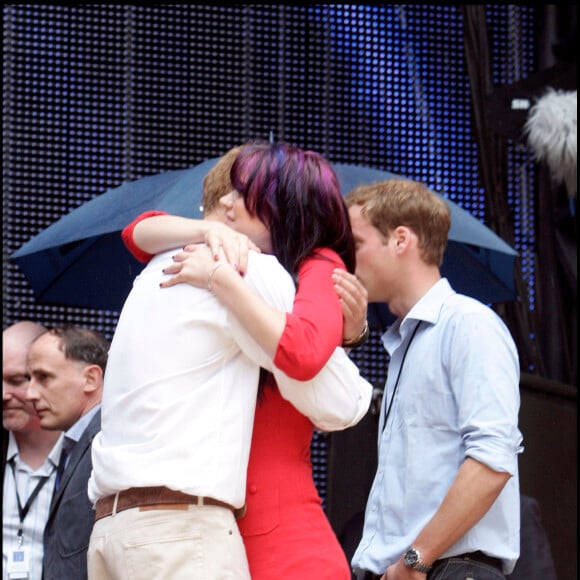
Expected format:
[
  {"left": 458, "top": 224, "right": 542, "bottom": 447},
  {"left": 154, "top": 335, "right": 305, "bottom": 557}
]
[
  {"left": 383, "top": 320, "right": 422, "bottom": 431},
  {"left": 9, "top": 459, "right": 50, "bottom": 547}
]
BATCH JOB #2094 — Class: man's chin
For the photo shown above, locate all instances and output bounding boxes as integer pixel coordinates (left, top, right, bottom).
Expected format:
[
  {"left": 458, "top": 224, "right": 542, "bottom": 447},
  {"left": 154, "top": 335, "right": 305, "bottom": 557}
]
[
  {"left": 3, "top": 412, "right": 37, "bottom": 432},
  {"left": 37, "top": 417, "right": 56, "bottom": 430}
]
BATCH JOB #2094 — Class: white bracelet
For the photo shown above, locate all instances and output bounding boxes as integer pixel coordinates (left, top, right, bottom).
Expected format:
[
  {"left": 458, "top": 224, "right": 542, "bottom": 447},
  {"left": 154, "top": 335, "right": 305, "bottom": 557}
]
[{"left": 207, "top": 262, "right": 226, "bottom": 293}]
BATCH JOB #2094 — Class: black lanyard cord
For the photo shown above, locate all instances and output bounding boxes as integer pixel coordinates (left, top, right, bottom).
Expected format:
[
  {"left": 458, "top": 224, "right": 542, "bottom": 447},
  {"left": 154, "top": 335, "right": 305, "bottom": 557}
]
[
  {"left": 383, "top": 320, "right": 422, "bottom": 431},
  {"left": 9, "top": 459, "right": 51, "bottom": 543}
]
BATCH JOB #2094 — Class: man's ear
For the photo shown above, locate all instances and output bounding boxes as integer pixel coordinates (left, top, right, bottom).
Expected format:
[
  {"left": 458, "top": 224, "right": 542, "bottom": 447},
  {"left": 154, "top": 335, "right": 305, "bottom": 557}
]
[
  {"left": 83, "top": 364, "right": 103, "bottom": 394},
  {"left": 393, "top": 225, "right": 412, "bottom": 253}
]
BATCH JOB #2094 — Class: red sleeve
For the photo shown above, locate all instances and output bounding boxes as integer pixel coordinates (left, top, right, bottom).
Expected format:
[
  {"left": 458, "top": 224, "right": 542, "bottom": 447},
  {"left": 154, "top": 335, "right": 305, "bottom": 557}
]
[
  {"left": 273, "top": 247, "right": 345, "bottom": 381},
  {"left": 121, "top": 210, "right": 168, "bottom": 263}
]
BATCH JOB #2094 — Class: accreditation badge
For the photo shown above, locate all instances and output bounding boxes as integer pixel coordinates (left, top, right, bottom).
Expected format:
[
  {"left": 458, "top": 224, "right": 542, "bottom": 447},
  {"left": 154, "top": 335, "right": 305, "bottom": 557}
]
[{"left": 7, "top": 548, "right": 31, "bottom": 579}]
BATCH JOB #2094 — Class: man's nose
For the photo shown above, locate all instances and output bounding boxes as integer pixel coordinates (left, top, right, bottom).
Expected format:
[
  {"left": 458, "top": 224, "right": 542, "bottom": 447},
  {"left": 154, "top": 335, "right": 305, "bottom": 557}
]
[{"left": 25, "top": 382, "right": 39, "bottom": 401}]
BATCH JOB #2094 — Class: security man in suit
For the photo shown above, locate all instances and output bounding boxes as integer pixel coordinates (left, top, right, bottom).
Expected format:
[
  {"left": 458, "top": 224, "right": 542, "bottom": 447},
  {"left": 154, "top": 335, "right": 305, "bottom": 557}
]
[{"left": 26, "top": 325, "right": 108, "bottom": 580}]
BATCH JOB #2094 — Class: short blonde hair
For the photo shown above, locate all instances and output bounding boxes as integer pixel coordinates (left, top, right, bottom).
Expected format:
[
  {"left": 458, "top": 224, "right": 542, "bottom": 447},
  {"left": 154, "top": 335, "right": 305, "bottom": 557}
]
[
  {"left": 202, "top": 146, "right": 243, "bottom": 214},
  {"left": 345, "top": 178, "right": 451, "bottom": 266}
]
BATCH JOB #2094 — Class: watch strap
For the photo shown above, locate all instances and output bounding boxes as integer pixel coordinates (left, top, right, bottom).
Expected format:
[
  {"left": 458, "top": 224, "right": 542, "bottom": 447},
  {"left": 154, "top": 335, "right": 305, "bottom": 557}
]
[
  {"left": 404, "top": 547, "right": 433, "bottom": 573},
  {"left": 412, "top": 560, "right": 432, "bottom": 573}
]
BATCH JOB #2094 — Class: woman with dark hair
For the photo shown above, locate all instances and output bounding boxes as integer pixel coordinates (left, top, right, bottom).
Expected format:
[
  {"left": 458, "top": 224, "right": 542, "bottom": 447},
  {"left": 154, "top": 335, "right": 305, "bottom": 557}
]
[{"left": 123, "top": 141, "right": 369, "bottom": 579}]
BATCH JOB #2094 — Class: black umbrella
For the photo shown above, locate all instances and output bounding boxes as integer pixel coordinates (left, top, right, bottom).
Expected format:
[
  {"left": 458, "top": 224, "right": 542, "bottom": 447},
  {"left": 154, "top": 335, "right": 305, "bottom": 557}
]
[{"left": 11, "top": 160, "right": 518, "bottom": 311}]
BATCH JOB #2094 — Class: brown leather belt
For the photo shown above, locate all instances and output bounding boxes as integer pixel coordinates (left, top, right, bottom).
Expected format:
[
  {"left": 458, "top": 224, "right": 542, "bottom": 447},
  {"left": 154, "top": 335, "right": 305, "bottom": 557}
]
[{"left": 95, "top": 486, "right": 246, "bottom": 521}]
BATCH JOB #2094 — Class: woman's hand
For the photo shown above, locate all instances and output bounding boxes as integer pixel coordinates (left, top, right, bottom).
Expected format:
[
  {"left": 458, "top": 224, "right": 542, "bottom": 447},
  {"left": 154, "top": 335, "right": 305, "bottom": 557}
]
[
  {"left": 332, "top": 269, "right": 368, "bottom": 343},
  {"left": 161, "top": 244, "right": 222, "bottom": 289},
  {"left": 204, "top": 221, "right": 260, "bottom": 276}
]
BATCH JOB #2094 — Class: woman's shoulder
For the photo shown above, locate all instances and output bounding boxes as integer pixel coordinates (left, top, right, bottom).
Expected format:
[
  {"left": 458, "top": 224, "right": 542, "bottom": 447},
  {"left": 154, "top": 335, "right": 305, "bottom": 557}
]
[{"left": 303, "top": 247, "right": 345, "bottom": 270}]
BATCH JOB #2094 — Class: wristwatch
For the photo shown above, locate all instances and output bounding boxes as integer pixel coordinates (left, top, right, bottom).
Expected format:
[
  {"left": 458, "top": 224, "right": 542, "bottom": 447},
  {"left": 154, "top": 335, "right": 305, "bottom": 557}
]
[{"left": 403, "top": 547, "right": 432, "bottom": 573}]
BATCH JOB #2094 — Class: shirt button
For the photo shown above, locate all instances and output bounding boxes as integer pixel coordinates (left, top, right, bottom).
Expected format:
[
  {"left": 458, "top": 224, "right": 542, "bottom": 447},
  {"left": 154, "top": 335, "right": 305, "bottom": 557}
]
[{"left": 248, "top": 484, "right": 258, "bottom": 494}]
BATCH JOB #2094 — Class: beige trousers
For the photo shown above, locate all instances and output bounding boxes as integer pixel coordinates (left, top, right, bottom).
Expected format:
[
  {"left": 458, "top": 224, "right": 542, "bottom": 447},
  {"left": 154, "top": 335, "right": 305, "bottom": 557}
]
[{"left": 87, "top": 503, "right": 250, "bottom": 580}]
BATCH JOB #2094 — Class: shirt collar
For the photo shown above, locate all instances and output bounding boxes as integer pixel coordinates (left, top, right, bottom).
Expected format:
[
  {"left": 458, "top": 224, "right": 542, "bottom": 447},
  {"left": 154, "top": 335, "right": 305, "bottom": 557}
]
[
  {"left": 405, "top": 277, "right": 455, "bottom": 326},
  {"left": 48, "top": 433, "right": 65, "bottom": 468},
  {"left": 6, "top": 430, "right": 18, "bottom": 463},
  {"left": 383, "top": 278, "right": 455, "bottom": 353},
  {"left": 64, "top": 403, "right": 100, "bottom": 445},
  {"left": 7, "top": 430, "right": 64, "bottom": 474}
]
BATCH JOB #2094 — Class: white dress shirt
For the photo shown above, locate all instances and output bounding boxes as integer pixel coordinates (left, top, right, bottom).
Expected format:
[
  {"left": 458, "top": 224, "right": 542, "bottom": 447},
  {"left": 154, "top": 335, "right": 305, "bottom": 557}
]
[
  {"left": 89, "top": 249, "right": 372, "bottom": 508},
  {"left": 3, "top": 431, "right": 63, "bottom": 580}
]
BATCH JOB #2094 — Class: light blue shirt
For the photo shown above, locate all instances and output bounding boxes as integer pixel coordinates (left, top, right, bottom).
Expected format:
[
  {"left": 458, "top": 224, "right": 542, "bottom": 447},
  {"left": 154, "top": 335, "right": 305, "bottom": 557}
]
[
  {"left": 352, "top": 279, "right": 523, "bottom": 576},
  {"left": 3, "top": 432, "right": 63, "bottom": 580},
  {"left": 64, "top": 405, "right": 100, "bottom": 447},
  {"left": 58, "top": 404, "right": 100, "bottom": 471}
]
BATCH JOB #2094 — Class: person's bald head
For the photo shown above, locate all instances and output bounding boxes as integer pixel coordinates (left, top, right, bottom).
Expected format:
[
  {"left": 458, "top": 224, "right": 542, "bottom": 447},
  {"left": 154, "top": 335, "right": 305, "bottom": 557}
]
[
  {"left": 3, "top": 321, "right": 47, "bottom": 432},
  {"left": 4, "top": 321, "right": 46, "bottom": 345}
]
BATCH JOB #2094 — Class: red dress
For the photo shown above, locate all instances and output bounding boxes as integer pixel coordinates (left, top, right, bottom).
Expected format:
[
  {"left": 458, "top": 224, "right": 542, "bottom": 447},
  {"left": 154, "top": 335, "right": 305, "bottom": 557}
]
[
  {"left": 239, "top": 248, "right": 351, "bottom": 579},
  {"left": 123, "top": 215, "right": 351, "bottom": 579}
]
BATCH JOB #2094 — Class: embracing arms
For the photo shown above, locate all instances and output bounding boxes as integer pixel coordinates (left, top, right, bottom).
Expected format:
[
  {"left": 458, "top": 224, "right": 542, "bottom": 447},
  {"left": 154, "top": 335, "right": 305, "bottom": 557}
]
[
  {"left": 162, "top": 245, "right": 367, "bottom": 376},
  {"left": 122, "top": 211, "right": 372, "bottom": 430},
  {"left": 124, "top": 211, "right": 258, "bottom": 274},
  {"left": 125, "top": 211, "right": 368, "bottom": 367}
]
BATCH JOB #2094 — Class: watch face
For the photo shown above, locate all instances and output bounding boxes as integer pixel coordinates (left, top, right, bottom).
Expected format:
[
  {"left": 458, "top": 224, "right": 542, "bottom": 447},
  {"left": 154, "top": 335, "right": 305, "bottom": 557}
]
[{"left": 405, "top": 549, "right": 419, "bottom": 566}]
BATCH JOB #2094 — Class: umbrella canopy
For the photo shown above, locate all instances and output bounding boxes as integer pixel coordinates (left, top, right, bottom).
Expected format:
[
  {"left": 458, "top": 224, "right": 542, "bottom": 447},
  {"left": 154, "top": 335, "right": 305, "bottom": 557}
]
[
  {"left": 11, "top": 160, "right": 517, "bottom": 312},
  {"left": 333, "top": 164, "right": 519, "bottom": 307}
]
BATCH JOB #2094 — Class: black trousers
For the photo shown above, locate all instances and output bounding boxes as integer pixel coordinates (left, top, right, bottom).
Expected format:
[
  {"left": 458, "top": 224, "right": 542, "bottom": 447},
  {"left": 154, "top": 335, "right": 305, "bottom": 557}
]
[{"left": 359, "top": 551, "right": 503, "bottom": 580}]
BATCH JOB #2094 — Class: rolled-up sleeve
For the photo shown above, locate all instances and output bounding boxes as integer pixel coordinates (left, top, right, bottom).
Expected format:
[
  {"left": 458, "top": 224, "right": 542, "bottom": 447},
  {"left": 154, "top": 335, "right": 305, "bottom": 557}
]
[{"left": 453, "top": 311, "right": 523, "bottom": 474}]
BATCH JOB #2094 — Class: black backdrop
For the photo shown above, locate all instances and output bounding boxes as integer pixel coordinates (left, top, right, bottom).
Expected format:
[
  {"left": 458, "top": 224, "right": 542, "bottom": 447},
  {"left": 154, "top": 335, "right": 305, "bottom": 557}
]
[{"left": 3, "top": 5, "right": 576, "bottom": 579}]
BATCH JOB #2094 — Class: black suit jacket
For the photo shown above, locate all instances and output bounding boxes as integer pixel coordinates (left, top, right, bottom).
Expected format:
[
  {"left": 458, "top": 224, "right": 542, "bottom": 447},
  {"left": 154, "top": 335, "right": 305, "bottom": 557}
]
[{"left": 42, "top": 410, "right": 100, "bottom": 580}]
